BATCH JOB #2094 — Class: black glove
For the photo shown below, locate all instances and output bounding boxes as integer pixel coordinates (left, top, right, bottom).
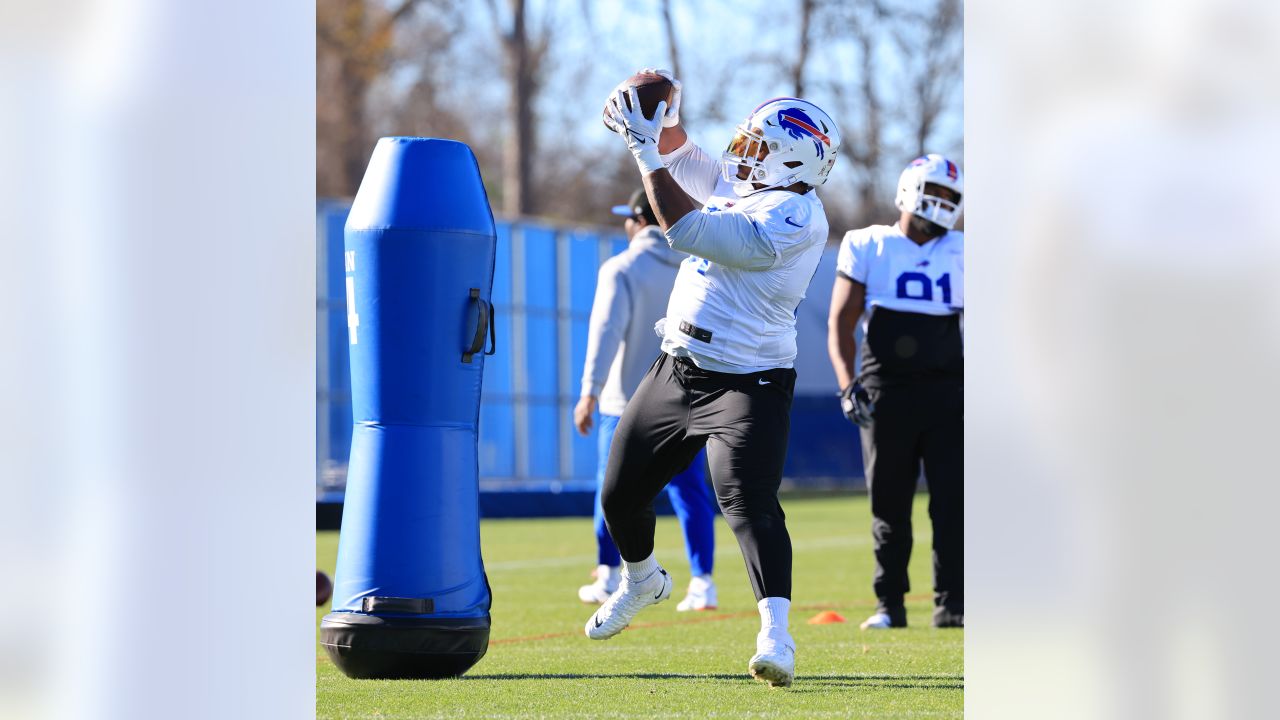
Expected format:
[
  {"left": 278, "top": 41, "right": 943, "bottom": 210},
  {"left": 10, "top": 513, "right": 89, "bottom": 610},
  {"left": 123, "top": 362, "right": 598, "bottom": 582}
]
[{"left": 839, "top": 382, "right": 875, "bottom": 428}]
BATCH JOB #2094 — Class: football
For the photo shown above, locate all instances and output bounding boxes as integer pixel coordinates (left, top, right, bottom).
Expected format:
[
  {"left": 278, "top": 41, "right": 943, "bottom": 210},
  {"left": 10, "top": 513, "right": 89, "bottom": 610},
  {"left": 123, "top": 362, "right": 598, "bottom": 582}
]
[
  {"left": 316, "top": 569, "right": 333, "bottom": 606},
  {"left": 602, "top": 71, "right": 673, "bottom": 129}
]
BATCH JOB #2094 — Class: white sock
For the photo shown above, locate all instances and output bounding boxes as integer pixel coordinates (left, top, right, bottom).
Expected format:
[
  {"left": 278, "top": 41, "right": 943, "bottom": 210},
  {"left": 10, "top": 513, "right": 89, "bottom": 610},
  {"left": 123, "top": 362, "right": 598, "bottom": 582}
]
[
  {"left": 623, "top": 553, "right": 659, "bottom": 581},
  {"left": 758, "top": 597, "right": 791, "bottom": 635},
  {"left": 596, "top": 565, "right": 619, "bottom": 583}
]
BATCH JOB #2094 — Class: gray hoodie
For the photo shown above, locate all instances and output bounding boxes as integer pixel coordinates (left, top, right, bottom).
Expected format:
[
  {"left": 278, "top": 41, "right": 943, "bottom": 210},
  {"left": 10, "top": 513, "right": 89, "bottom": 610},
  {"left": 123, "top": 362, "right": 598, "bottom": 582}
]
[{"left": 580, "top": 226, "right": 686, "bottom": 416}]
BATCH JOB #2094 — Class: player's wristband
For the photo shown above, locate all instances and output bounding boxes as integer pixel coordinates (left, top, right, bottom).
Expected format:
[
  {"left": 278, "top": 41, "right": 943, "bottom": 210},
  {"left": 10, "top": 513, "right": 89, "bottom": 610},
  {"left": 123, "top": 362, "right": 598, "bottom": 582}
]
[{"left": 632, "top": 143, "right": 663, "bottom": 175}]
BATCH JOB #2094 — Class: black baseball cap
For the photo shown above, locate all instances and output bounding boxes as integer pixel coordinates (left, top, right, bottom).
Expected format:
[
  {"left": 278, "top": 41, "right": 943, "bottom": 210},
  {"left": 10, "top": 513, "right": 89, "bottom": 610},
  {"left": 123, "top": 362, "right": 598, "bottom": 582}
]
[{"left": 610, "top": 188, "right": 657, "bottom": 224}]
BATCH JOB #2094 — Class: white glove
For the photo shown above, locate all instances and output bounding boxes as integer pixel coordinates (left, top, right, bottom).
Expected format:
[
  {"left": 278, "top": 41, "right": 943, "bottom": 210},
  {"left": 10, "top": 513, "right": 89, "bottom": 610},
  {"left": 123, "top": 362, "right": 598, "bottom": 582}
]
[
  {"left": 641, "top": 68, "right": 682, "bottom": 128},
  {"left": 607, "top": 86, "right": 666, "bottom": 174},
  {"left": 601, "top": 78, "right": 630, "bottom": 135}
]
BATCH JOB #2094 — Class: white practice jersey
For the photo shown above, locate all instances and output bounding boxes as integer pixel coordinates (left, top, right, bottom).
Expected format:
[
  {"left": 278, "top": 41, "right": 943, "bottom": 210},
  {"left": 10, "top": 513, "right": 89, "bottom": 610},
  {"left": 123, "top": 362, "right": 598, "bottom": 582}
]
[
  {"left": 836, "top": 223, "right": 964, "bottom": 316},
  {"left": 657, "top": 139, "right": 830, "bottom": 371}
]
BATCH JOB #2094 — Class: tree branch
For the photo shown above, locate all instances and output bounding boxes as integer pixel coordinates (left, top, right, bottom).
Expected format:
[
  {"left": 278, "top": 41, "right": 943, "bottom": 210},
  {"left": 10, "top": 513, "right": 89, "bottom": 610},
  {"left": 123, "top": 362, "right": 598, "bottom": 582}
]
[
  {"left": 793, "top": 0, "right": 814, "bottom": 97},
  {"left": 660, "top": 0, "right": 683, "bottom": 80},
  {"left": 380, "top": 0, "right": 423, "bottom": 34},
  {"left": 483, "top": 0, "right": 509, "bottom": 44}
]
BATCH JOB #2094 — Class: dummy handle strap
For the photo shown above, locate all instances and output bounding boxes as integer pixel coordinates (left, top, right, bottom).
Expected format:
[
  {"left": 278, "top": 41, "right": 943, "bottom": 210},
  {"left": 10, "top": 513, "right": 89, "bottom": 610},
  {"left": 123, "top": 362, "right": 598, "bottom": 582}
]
[{"left": 463, "top": 288, "right": 495, "bottom": 363}]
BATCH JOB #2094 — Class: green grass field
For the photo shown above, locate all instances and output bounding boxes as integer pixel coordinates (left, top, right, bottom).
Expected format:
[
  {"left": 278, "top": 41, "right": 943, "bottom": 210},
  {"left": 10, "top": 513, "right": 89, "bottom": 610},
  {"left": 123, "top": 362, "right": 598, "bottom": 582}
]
[{"left": 317, "top": 494, "right": 963, "bottom": 719}]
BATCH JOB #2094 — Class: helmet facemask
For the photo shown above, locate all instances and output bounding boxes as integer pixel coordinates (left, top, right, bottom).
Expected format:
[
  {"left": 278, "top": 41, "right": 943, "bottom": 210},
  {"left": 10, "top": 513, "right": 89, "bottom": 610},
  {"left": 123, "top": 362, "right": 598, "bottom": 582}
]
[
  {"left": 909, "top": 181, "right": 963, "bottom": 230},
  {"left": 720, "top": 124, "right": 774, "bottom": 185}
]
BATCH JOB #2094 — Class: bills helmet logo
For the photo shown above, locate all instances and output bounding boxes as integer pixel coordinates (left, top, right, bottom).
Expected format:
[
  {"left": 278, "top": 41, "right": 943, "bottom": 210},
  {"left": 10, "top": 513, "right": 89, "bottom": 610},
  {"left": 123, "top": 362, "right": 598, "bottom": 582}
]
[
  {"left": 777, "top": 108, "right": 832, "bottom": 159},
  {"left": 911, "top": 155, "right": 959, "bottom": 181}
]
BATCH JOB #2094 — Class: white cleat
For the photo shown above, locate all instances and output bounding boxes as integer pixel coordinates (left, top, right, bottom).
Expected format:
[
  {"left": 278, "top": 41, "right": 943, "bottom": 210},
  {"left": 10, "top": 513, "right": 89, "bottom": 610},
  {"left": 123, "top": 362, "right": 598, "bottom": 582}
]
[
  {"left": 676, "top": 575, "right": 718, "bottom": 612},
  {"left": 859, "top": 612, "right": 894, "bottom": 630},
  {"left": 749, "top": 631, "right": 796, "bottom": 688},
  {"left": 584, "top": 567, "right": 672, "bottom": 640},
  {"left": 577, "top": 565, "right": 620, "bottom": 604}
]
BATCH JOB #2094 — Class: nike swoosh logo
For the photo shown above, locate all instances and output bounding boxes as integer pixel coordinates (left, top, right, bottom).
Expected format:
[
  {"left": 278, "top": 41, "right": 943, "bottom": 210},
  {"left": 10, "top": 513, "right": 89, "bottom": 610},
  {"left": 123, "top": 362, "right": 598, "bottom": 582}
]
[
  {"left": 784, "top": 216, "right": 803, "bottom": 228},
  {"left": 627, "top": 130, "right": 649, "bottom": 144},
  {"left": 654, "top": 570, "right": 669, "bottom": 600},
  {"left": 594, "top": 614, "right": 604, "bottom": 628},
  {"left": 758, "top": 378, "right": 771, "bottom": 385}
]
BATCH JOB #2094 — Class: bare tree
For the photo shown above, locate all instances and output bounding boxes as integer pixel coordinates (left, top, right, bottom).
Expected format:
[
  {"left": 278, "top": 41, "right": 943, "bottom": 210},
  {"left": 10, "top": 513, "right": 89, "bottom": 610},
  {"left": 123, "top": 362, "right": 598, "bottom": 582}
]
[
  {"left": 660, "top": 0, "right": 684, "bottom": 80},
  {"left": 828, "top": 1, "right": 890, "bottom": 229},
  {"left": 485, "top": 0, "right": 554, "bottom": 217},
  {"left": 317, "top": 0, "right": 426, "bottom": 198},
  {"left": 792, "top": 0, "right": 817, "bottom": 97},
  {"left": 531, "top": 56, "right": 632, "bottom": 225},
  {"left": 818, "top": 0, "right": 963, "bottom": 232},
  {"left": 377, "top": 6, "right": 493, "bottom": 163},
  {"left": 892, "top": 0, "right": 963, "bottom": 156},
  {"left": 314, "top": 0, "right": 961, "bottom": 232}
]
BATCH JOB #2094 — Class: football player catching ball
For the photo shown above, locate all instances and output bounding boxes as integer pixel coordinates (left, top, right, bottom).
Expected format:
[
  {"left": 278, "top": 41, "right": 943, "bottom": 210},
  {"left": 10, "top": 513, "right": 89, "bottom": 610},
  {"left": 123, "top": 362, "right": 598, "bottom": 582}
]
[{"left": 588, "top": 68, "right": 842, "bottom": 688}]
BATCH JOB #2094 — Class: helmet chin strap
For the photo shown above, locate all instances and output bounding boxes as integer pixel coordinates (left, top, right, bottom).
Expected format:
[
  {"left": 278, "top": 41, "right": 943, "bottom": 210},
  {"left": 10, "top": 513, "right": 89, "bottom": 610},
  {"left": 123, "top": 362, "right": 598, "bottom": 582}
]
[
  {"left": 732, "top": 176, "right": 773, "bottom": 197},
  {"left": 732, "top": 170, "right": 802, "bottom": 197}
]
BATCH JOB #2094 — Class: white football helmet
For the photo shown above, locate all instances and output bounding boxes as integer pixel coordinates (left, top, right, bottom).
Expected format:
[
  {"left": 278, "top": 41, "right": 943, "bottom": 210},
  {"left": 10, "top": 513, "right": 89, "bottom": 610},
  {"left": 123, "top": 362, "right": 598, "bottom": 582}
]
[
  {"left": 720, "top": 97, "right": 841, "bottom": 195},
  {"left": 895, "top": 154, "right": 964, "bottom": 230}
]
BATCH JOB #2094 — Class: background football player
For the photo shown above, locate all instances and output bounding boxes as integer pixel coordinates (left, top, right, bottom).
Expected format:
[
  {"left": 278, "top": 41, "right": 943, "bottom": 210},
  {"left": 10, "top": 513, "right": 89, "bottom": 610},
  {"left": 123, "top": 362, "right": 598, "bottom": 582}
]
[
  {"left": 590, "top": 68, "right": 841, "bottom": 688},
  {"left": 574, "top": 186, "right": 718, "bottom": 613},
  {"left": 826, "top": 154, "right": 965, "bottom": 630}
]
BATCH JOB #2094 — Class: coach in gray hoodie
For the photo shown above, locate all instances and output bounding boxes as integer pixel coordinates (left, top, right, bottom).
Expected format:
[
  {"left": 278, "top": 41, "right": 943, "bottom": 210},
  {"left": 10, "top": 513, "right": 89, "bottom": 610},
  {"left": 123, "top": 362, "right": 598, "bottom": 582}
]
[{"left": 572, "top": 188, "right": 718, "bottom": 612}]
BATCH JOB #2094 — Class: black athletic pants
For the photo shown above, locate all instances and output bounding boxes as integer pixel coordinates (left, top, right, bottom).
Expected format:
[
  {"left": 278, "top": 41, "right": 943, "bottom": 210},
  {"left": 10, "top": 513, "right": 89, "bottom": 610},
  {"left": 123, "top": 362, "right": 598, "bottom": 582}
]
[
  {"left": 860, "top": 380, "right": 964, "bottom": 615},
  {"left": 602, "top": 352, "right": 796, "bottom": 600}
]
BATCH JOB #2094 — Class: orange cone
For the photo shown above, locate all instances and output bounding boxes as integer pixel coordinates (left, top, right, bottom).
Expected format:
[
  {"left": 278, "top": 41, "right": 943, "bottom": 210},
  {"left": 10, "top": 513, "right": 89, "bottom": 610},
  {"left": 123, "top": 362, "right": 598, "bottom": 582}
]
[{"left": 807, "top": 610, "right": 847, "bottom": 624}]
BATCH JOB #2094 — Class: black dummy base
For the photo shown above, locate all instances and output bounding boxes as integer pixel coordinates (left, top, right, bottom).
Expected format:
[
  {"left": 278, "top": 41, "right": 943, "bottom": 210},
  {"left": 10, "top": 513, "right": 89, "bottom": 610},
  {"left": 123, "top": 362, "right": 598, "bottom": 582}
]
[{"left": 320, "top": 612, "right": 490, "bottom": 679}]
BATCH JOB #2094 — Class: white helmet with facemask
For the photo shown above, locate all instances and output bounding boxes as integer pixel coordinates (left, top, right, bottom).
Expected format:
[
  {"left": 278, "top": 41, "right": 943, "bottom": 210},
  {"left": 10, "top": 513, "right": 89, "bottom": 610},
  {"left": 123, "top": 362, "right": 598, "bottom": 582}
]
[
  {"left": 720, "top": 98, "right": 841, "bottom": 197},
  {"left": 895, "top": 154, "right": 964, "bottom": 230}
]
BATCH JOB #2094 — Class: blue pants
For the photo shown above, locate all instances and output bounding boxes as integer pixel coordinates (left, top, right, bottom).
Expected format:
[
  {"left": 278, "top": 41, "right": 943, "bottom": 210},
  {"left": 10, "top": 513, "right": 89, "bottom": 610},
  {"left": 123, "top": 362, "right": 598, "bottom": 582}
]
[{"left": 595, "top": 413, "right": 715, "bottom": 576}]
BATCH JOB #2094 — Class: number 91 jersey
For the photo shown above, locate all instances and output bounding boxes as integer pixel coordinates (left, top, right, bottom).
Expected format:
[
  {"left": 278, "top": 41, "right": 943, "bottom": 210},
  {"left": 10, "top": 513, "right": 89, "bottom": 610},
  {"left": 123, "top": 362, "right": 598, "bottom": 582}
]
[{"left": 835, "top": 224, "right": 963, "bottom": 315}]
